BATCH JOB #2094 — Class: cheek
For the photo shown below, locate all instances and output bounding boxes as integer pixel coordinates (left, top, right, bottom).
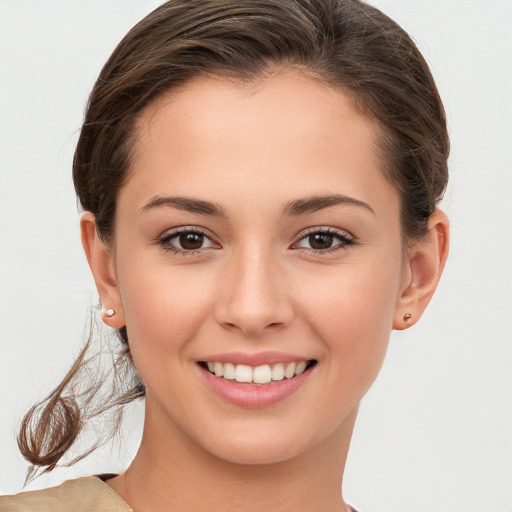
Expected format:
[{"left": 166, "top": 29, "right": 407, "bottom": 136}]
[
  {"left": 117, "top": 258, "right": 217, "bottom": 360},
  {"left": 298, "top": 253, "right": 402, "bottom": 383}
]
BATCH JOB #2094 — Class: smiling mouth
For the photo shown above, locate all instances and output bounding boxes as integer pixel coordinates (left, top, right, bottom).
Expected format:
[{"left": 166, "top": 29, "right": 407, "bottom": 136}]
[{"left": 198, "top": 360, "right": 317, "bottom": 384}]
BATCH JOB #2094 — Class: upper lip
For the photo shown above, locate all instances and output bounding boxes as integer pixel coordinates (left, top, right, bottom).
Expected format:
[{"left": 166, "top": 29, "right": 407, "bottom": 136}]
[{"left": 198, "top": 351, "right": 313, "bottom": 367}]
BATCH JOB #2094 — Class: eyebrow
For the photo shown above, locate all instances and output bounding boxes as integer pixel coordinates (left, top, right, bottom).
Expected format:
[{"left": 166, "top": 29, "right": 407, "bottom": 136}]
[
  {"left": 283, "top": 194, "right": 375, "bottom": 216},
  {"left": 141, "top": 193, "right": 374, "bottom": 217},
  {"left": 141, "top": 196, "right": 227, "bottom": 216}
]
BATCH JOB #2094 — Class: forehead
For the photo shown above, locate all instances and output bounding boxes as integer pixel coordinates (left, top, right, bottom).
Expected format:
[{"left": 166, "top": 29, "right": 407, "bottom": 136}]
[
  {"left": 122, "top": 72, "right": 398, "bottom": 218},
  {"left": 134, "top": 72, "right": 374, "bottom": 161}
]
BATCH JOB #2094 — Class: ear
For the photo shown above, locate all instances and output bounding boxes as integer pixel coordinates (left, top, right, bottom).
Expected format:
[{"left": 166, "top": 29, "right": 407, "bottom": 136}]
[
  {"left": 393, "top": 210, "right": 449, "bottom": 330},
  {"left": 80, "top": 212, "right": 126, "bottom": 328}
]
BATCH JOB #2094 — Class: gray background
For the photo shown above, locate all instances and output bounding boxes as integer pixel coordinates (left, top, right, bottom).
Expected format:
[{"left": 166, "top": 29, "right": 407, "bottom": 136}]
[{"left": 1, "top": 1, "right": 511, "bottom": 510}]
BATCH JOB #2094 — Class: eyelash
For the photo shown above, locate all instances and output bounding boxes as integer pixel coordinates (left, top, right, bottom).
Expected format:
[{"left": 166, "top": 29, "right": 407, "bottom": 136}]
[
  {"left": 156, "top": 227, "right": 354, "bottom": 256},
  {"left": 156, "top": 227, "right": 217, "bottom": 255},
  {"left": 292, "top": 227, "right": 355, "bottom": 254}
]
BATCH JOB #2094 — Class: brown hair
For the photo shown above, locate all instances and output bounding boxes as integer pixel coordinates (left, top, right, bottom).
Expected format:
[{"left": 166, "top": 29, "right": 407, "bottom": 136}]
[{"left": 18, "top": 0, "right": 449, "bottom": 479}]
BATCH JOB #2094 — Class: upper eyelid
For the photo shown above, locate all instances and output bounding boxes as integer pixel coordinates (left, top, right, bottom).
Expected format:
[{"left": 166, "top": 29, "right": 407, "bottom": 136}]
[
  {"left": 294, "top": 226, "right": 353, "bottom": 240},
  {"left": 158, "top": 225, "right": 215, "bottom": 240}
]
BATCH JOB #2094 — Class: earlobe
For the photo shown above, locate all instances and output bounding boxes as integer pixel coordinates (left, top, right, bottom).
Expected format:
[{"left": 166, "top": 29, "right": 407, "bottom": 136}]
[
  {"left": 393, "top": 210, "right": 449, "bottom": 330},
  {"left": 80, "top": 212, "right": 126, "bottom": 328}
]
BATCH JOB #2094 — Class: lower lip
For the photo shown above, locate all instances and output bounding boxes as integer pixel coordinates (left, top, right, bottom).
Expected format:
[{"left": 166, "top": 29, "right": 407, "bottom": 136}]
[{"left": 198, "top": 365, "right": 313, "bottom": 408}]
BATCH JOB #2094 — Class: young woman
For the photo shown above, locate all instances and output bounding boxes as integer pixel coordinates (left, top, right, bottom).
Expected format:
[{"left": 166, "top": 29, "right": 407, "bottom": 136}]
[{"left": 0, "top": 1, "right": 450, "bottom": 510}]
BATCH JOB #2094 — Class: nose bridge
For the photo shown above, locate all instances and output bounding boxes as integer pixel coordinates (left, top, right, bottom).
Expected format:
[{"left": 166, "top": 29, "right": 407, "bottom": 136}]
[{"left": 216, "top": 240, "right": 292, "bottom": 335}]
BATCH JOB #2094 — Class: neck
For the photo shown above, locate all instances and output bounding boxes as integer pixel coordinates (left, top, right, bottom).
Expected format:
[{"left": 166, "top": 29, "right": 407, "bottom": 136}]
[{"left": 109, "top": 407, "right": 358, "bottom": 512}]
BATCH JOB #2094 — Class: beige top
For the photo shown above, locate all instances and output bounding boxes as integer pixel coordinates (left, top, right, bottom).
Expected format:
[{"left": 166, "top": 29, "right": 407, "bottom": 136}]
[
  {"left": 0, "top": 476, "right": 359, "bottom": 512},
  {"left": 0, "top": 476, "right": 132, "bottom": 512}
]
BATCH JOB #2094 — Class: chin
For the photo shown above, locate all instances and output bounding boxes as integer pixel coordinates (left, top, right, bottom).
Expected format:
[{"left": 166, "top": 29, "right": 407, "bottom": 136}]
[
  {"left": 190, "top": 415, "right": 338, "bottom": 467},
  {"left": 206, "top": 437, "right": 306, "bottom": 466}
]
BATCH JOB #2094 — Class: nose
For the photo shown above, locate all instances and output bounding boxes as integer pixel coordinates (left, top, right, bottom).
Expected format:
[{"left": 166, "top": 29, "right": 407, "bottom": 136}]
[{"left": 214, "top": 246, "right": 294, "bottom": 337}]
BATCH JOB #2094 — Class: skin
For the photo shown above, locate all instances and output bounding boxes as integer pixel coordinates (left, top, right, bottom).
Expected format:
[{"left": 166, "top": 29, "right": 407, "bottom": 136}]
[{"left": 82, "top": 71, "right": 449, "bottom": 512}]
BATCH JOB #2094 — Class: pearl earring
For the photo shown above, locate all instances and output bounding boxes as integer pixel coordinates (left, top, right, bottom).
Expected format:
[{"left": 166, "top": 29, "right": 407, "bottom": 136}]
[{"left": 104, "top": 308, "right": 116, "bottom": 317}]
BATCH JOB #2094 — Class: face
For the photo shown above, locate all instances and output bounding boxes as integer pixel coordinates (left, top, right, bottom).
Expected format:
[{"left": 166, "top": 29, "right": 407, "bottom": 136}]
[{"left": 109, "top": 72, "right": 408, "bottom": 464}]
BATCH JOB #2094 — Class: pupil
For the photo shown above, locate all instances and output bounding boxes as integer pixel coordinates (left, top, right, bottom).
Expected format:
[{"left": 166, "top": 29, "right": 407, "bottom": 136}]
[
  {"left": 309, "top": 233, "right": 333, "bottom": 249},
  {"left": 180, "top": 233, "right": 203, "bottom": 250}
]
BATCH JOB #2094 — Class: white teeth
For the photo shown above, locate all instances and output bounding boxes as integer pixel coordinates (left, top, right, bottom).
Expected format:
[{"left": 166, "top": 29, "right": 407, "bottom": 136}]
[
  {"left": 284, "top": 362, "right": 296, "bottom": 379},
  {"left": 271, "top": 363, "right": 285, "bottom": 381},
  {"left": 253, "top": 365, "right": 272, "bottom": 384},
  {"left": 204, "top": 360, "right": 312, "bottom": 383},
  {"left": 235, "top": 364, "right": 253, "bottom": 383},
  {"left": 295, "top": 361, "right": 307, "bottom": 375},
  {"left": 214, "top": 362, "right": 224, "bottom": 377},
  {"left": 223, "top": 362, "right": 236, "bottom": 380}
]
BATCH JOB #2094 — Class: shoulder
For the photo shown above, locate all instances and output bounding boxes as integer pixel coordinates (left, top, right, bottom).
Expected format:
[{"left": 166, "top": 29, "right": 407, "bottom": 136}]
[{"left": 0, "top": 476, "right": 132, "bottom": 512}]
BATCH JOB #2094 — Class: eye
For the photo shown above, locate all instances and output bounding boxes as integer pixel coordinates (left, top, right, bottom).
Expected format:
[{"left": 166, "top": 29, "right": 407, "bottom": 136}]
[
  {"left": 158, "top": 228, "right": 218, "bottom": 254},
  {"left": 292, "top": 228, "right": 354, "bottom": 253}
]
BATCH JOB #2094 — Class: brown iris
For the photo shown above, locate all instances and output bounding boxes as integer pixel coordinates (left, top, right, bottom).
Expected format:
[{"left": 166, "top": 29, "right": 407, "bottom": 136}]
[
  {"left": 179, "top": 232, "right": 204, "bottom": 250},
  {"left": 308, "top": 233, "right": 334, "bottom": 250}
]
